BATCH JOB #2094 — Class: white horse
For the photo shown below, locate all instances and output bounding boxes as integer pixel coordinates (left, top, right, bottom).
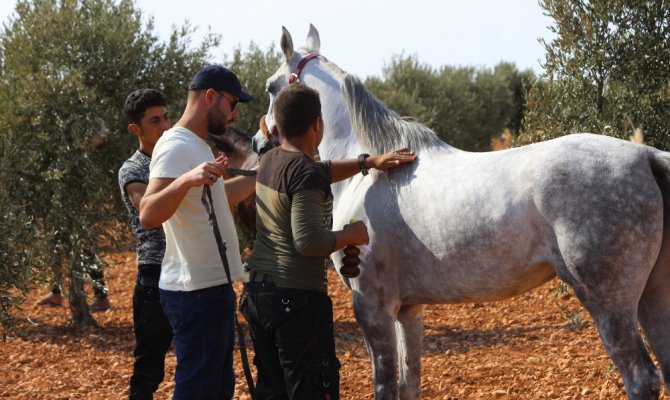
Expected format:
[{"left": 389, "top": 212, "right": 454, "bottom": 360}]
[{"left": 253, "top": 25, "right": 670, "bottom": 400}]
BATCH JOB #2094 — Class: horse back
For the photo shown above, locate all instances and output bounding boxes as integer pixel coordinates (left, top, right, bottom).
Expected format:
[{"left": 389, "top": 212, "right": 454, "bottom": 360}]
[{"left": 339, "top": 134, "right": 666, "bottom": 303}]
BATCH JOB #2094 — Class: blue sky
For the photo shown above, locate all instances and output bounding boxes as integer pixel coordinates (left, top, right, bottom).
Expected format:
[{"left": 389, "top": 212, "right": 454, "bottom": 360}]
[{"left": 0, "top": 0, "right": 556, "bottom": 78}]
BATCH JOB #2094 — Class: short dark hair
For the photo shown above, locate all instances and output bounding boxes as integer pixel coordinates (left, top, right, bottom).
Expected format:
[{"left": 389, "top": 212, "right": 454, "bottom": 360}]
[
  {"left": 273, "top": 84, "right": 321, "bottom": 139},
  {"left": 123, "top": 89, "right": 168, "bottom": 124}
]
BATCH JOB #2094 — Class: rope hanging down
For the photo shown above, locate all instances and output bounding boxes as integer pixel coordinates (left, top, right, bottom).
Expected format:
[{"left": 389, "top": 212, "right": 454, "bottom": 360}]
[{"left": 201, "top": 184, "right": 256, "bottom": 399}]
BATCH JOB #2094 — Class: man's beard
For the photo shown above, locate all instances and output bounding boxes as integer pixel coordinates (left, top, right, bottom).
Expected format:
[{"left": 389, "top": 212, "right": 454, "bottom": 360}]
[{"left": 207, "top": 108, "right": 230, "bottom": 136}]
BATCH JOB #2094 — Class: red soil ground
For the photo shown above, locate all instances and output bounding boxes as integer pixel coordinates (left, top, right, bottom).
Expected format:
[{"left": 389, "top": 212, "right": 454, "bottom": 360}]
[{"left": 1, "top": 249, "right": 668, "bottom": 399}]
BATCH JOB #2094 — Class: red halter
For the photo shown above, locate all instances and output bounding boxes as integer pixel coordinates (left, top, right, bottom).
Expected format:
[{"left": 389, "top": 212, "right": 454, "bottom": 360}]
[
  {"left": 288, "top": 53, "right": 319, "bottom": 84},
  {"left": 270, "top": 53, "right": 320, "bottom": 140}
]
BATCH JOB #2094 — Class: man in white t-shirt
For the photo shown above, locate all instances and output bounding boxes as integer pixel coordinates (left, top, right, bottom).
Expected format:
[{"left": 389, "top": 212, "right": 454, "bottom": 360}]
[{"left": 140, "top": 65, "right": 256, "bottom": 400}]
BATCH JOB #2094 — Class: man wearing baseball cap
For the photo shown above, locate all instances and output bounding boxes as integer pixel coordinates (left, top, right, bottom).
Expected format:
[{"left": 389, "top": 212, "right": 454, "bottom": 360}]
[{"left": 140, "top": 65, "right": 256, "bottom": 399}]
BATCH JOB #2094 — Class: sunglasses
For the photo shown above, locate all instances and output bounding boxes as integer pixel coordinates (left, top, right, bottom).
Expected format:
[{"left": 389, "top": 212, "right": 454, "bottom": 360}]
[{"left": 216, "top": 90, "right": 238, "bottom": 111}]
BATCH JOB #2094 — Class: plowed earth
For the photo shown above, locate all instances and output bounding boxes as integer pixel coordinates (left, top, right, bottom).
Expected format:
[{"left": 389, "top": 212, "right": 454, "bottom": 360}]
[{"left": 1, "top": 250, "right": 668, "bottom": 399}]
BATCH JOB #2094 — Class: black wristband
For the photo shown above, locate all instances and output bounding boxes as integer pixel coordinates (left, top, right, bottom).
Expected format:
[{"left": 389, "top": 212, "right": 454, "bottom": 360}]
[{"left": 358, "top": 153, "right": 370, "bottom": 176}]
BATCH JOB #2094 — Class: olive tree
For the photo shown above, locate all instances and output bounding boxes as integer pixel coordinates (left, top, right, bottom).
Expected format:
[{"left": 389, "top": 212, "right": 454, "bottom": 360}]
[
  {"left": 0, "top": 0, "right": 217, "bottom": 328},
  {"left": 223, "top": 42, "right": 283, "bottom": 135},
  {"left": 521, "top": 0, "right": 670, "bottom": 149},
  {"left": 0, "top": 188, "right": 38, "bottom": 339},
  {"left": 365, "top": 55, "right": 533, "bottom": 151}
]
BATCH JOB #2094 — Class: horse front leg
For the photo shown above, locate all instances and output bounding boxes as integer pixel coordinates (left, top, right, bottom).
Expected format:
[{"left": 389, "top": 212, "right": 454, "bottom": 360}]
[
  {"left": 353, "top": 290, "right": 400, "bottom": 400},
  {"left": 396, "top": 304, "right": 425, "bottom": 400}
]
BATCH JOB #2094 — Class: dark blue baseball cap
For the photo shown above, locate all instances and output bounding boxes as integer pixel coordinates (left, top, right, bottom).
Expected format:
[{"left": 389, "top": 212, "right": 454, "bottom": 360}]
[{"left": 188, "top": 65, "right": 255, "bottom": 103}]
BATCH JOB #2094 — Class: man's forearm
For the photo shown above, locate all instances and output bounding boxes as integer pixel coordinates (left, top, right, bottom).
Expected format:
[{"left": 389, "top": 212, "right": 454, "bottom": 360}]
[
  {"left": 329, "top": 159, "right": 360, "bottom": 182},
  {"left": 224, "top": 175, "right": 256, "bottom": 206},
  {"left": 139, "top": 176, "right": 191, "bottom": 229}
]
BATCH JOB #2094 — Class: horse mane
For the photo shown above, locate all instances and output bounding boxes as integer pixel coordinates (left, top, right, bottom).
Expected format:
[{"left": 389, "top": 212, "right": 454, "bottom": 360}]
[{"left": 341, "top": 74, "right": 443, "bottom": 156}]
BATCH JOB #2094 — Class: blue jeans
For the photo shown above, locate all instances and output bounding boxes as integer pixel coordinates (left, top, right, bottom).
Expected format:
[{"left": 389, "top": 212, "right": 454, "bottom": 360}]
[{"left": 160, "top": 284, "right": 236, "bottom": 400}]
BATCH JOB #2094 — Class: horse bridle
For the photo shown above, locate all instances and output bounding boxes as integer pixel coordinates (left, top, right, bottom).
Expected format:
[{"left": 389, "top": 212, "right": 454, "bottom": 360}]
[
  {"left": 266, "top": 53, "right": 320, "bottom": 146},
  {"left": 288, "top": 53, "right": 319, "bottom": 84}
]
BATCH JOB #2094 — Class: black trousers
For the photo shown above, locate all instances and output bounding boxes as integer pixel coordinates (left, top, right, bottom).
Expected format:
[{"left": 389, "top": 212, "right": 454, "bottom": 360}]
[
  {"left": 241, "top": 282, "right": 341, "bottom": 400},
  {"left": 129, "top": 268, "right": 173, "bottom": 400}
]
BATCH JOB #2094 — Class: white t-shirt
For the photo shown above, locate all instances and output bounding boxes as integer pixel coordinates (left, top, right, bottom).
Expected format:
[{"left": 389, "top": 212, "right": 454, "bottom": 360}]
[{"left": 150, "top": 126, "right": 243, "bottom": 291}]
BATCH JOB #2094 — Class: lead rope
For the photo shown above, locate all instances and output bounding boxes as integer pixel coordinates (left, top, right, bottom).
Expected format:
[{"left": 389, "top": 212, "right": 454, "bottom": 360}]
[{"left": 201, "top": 184, "right": 256, "bottom": 399}]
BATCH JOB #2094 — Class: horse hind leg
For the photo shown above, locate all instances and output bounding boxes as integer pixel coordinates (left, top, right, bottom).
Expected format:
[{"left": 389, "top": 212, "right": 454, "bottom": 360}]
[
  {"left": 569, "top": 280, "right": 660, "bottom": 399},
  {"left": 396, "top": 304, "right": 425, "bottom": 400},
  {"left": 638, "top": 223, "right": 670, "bottom": 397},
  {"left": 639, "top": 157, "right": 670, "bottom": 397},
  {"left": 592, "top": 310, "right": 660, "bottom": 399},
  {"left": 639, "top": 275, "right": 670, "bottom": 398}
]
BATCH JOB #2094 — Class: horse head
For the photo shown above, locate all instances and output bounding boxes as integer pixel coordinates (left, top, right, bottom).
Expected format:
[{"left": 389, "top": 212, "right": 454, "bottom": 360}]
[
  {"left": 254, "top": 25, "right": 445, "bottom": 166},
  {"left": 208, "top": 128, "right": 258, "bottom": 246},
  {"left": 253, "top": 24, "right": 362, "bottom": 162},
  {"left": 208, "top": 127, "right": 258, "bottom": 171}
]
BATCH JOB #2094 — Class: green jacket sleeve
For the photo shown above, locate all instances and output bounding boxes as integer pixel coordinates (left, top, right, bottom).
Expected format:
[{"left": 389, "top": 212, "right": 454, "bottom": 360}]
[{"left": 291, "top": 189, "right": 336, "bottom": 257}]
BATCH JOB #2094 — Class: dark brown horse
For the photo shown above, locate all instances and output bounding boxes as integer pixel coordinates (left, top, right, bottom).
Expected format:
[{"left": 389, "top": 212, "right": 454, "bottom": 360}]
[{"left": 208, "top": 127, "right": 258, "bottom": 249}]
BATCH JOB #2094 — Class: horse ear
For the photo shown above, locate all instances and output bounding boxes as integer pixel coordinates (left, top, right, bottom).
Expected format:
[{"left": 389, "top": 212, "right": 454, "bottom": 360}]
[
  {"left": 305, "top": 24, "right": 320, "bottom": 53},
  {"left": 280, "top": 26, "right": 294, "bottom": 62}
]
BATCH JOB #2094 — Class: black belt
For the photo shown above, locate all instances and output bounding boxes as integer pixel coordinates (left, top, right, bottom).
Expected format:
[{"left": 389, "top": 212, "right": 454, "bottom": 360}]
[
  {"left": 250, "top": 271, "right": 275, "bottom": 283},
  {"left": 244, "top": 271, "right": 293, "bottom": 291},
  {"left": 202, "top": 184, "right": 256, "bottom": 398},
  {"left": 244, "top": 280, "right": 286, "bottom": 292}
]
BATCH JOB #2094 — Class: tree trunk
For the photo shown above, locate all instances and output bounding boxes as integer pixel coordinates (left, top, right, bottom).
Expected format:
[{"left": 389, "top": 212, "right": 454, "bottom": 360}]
[
  {"left": 67, "top": 260, "right": 96, "bottom": 326},
  {"left": 596, "top": 76, "right": 604, "bottom": 114}
]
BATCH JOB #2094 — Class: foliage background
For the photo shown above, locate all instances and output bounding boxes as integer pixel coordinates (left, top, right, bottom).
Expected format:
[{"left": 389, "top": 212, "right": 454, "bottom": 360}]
[
  {"left": 519, "top": 0, "right": 670, "bottom": 150},
  {"left": 0, "top": 0, "right": 218, "bottom": 328}
]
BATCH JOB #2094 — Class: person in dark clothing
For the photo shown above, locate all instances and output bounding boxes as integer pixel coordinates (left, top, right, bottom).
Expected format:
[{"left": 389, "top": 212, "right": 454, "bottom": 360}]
[
  {"left": 35, "top": 249, "right": 110, "bottom": 311},
  {"left": 119, "top": 88, "right": 173, "bottom": 399},
  {"left": 241, "top": 83, "right": 416, "bottom": 400}
]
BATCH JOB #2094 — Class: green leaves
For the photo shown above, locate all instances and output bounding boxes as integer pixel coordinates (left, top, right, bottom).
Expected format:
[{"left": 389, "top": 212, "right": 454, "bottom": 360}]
[
  {"left": 224, "top": 42, "right": 282, "bottom": 136},
  {"left": 0, "top": 188, "right": 39, "bottom": 339},
  {"left": 0, "top": 0, "right": 217, "bottom": 328},
  {"left": 365, "top": 55, "right": 534, "bottom": 152},
  {"left": 521, "top": 0, "right": 670, "bottom": 149}
]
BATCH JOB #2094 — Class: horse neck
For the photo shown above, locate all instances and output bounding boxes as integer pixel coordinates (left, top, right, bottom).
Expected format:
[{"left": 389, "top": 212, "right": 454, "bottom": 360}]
[
  {"left": 210, "top": 129, "right": 259, "bottom": 169},
  {"left": 317, "top": 90, "right": 365, "bottom": 202},
  {"left": 320, "top": 104, "right": 359, "bottom": 161},
  {"left": 233, "top": 141, "right": 259, "bottom": 170},
  {"left": 303, "top": 75, "right": 361, "bottom": 162}
]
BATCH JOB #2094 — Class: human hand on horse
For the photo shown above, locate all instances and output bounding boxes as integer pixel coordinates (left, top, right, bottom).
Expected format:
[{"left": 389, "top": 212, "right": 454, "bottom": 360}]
[{"left": 369, "top": 148, "right": 417, "bottom": 171}]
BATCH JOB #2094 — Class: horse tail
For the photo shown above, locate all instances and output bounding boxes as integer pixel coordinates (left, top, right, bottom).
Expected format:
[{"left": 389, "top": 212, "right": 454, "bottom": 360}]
[
  {"left": 638, "top": 150, "right": 670, "bottom": 390},
  {"left": 650, "top": 151, "right": 670, "bottom": 246}
]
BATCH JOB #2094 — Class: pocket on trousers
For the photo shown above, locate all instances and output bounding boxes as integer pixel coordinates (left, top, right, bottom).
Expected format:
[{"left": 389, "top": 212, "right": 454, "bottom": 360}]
[
  {"left": 266, "top": 294, "right": 313, "bottom": 346},
  {"left": 303, "top": 356, "right": 341, "bottom": 396}
]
